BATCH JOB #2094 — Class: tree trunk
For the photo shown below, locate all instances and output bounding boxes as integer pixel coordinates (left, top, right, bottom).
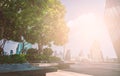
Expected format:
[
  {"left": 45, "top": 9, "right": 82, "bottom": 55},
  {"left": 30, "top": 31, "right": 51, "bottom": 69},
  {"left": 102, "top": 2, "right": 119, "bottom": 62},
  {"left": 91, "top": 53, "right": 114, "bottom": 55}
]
[
  {"left": 0, "top": 39, "right": 7, "bottom": 56},
  {"left": 38, "top": 43, "right": 43, "bottom": 54}
]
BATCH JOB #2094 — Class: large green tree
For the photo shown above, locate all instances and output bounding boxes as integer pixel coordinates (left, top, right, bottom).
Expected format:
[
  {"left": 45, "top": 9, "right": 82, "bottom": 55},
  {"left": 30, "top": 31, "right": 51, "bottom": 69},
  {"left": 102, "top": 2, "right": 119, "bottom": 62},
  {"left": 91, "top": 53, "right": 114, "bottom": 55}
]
[{"left": 0, "top": 0, "right": 69, "bottom": 50}]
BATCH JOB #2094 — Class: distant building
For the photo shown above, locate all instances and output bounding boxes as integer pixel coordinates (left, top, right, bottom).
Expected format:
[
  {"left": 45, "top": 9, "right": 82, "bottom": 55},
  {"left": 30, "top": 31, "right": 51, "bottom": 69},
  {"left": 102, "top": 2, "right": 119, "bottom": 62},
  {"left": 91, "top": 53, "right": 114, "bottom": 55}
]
[
  {"left": 104, "top": 0, "right": 120, "bottom": 62},
  {"left": 53, "top": 50, "right": 57, "bottom": 56},
  {"left": 64, "top": 49, "right": 71, "bottom": 61},
  {"left": 0, "top": 39, "right": 38, "bottom": 55},
  {"left": 77, "top": 50, "right": 89, "bottom": 62},
  {"left": 88, "top": 41, "right": 104, "bottom": 62},
  {"left": 53, "top": 50, "right": 64, "bottom": 60}
]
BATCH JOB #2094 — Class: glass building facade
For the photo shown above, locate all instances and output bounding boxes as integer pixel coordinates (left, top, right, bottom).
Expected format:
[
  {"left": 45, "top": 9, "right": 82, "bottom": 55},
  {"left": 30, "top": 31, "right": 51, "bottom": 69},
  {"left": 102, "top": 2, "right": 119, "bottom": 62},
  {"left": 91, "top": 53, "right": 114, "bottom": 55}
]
[
  {"left": 89, "top": 41, "right": 103, "bottom": 62},
  {"left": 104, "top": 0, "right": 120, "bottom": 62}
]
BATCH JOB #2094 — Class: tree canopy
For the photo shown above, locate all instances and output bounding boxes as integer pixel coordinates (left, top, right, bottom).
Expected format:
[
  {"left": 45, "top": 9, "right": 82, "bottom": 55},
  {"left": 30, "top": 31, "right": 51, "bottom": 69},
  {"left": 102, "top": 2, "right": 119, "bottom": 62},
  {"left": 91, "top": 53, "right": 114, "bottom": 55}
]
[{"left": 0, "top": 0, "right": 69, "bottom": 48}]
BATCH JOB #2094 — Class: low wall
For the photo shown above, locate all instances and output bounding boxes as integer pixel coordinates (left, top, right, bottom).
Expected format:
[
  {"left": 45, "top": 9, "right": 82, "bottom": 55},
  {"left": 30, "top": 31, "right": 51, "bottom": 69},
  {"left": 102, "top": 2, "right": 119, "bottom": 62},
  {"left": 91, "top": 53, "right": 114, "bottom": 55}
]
[{"left": 0, "top": 63, "right": 57, "bottom": 76}]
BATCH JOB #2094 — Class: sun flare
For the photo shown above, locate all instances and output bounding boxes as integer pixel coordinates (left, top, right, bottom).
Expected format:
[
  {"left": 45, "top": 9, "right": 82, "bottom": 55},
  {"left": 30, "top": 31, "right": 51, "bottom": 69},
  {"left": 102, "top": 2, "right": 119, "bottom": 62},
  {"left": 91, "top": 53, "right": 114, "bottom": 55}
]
[{"left": 78, "top": 13, "right": 102, "bottom": 40}]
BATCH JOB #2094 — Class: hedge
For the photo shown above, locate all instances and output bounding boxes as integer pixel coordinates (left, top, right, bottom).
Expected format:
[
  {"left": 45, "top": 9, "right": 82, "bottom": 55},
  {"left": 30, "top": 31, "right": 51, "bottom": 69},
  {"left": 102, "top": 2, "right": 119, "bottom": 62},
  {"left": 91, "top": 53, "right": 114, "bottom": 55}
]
[{"left": 0, "top": 54, "right": 27, "bottom": 64}]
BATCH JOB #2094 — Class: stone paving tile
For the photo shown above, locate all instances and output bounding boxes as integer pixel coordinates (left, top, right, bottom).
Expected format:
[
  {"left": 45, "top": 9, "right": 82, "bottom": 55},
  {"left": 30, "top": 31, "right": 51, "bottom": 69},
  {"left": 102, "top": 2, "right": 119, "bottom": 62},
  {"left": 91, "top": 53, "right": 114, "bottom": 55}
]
[{"left": 47, "top": 70, "right": 93, "bottom": 76}]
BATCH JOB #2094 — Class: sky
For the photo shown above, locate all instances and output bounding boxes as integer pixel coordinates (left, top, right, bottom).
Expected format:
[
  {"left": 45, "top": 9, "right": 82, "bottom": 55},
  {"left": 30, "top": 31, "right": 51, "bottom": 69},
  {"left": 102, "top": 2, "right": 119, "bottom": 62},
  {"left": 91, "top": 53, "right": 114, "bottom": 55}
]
[
  {"left": 60, "top": 0, "right": 106, "bottom": 22},
  {"left": 54, "top": 0, "right": 117, "bottom": 58}
]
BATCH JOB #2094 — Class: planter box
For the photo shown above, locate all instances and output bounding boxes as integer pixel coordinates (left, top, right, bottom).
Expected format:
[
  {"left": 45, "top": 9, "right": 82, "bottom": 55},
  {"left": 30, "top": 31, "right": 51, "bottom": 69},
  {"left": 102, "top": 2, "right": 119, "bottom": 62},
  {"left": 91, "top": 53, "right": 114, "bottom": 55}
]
[{"left": 0, "top": 63, "right": 57, "bottom": 76}]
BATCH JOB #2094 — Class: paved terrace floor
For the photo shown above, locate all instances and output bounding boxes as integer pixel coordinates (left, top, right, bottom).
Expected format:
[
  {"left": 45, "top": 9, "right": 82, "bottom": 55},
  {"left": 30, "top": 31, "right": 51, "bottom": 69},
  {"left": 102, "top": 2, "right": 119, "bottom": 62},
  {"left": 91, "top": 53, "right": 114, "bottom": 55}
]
[{"left": 47, "top": 70, "right": 93, "bottom": 76}]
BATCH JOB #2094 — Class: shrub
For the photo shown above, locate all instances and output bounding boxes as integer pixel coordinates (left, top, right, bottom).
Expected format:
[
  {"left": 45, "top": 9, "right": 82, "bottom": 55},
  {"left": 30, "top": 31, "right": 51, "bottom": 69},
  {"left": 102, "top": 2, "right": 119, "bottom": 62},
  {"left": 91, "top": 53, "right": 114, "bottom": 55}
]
[
  {"left": 26, "top": 49, "right": 39, "bottom": 63},
  {"left": 0, "top": 55, "right": 9, "bottom": 64},
  {"left": 26, "top": 49, "right": 62, "bottom": 63},
  {"left": 10, "top": 54, "right": 27, "bottom": 63},
  {"left": 49, "top": 56, "right": 61, "bottom": 63},
  {"left": 0, "top": 54, "right": 27, "bottom": 64},
  {"left": 43, "top": 48, "right": 53, "bottom": 56},
  {"left": 26, "top": 49, "right": 50, "bottom": 63}
]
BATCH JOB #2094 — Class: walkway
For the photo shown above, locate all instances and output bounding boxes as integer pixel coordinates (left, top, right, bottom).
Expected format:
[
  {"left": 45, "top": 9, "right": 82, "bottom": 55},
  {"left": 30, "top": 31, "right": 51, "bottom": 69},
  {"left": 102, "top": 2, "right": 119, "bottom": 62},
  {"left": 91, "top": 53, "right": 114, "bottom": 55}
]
[{"left": 47, "top": 70, "right": 93, "bottom": 76}]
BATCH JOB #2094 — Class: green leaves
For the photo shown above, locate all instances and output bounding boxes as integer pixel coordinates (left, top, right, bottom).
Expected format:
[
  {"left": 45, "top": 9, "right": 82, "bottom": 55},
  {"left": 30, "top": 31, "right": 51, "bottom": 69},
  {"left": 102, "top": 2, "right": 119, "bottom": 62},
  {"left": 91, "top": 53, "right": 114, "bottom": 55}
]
[
  {"left": 43, "top": 48, "right": 53, "bottom": 56},
  {"left": 0, "top": 54, "right": 27, "bottom": 64},
  {"left": 0, "top": 0, "right": 69, "bottom": 48}
]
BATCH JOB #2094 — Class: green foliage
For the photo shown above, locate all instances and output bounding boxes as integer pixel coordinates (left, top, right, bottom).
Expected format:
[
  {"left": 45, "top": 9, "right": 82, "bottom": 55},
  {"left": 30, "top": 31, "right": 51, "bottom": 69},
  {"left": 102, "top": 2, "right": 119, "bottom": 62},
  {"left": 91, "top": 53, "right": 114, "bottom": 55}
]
[
  {"left": 10, "top": 54, "right": 27, "bottom": 63},
  {"left": 26, "top": 48, "right": 61, "bottom": 63},
  {"left": 43, "top": 48, "right": 53, "bottom": 56},
  {"left": 49, "top": 56, "right": 61, "bottom": 63},
  {"left": 36, "top": 54, "right": 48, "bottom": 61},
  {"left": 0, "top": 54, "right": 27, "bottom": 64},
  {"left": 0, "top": 0, "right": 49, "bottom": 41},
  {"left": 0, "top": 0, "right": 69, "bottom": 47},
  {"left": 26, "top": 48, "right": 51, "bottom": 62},
  {"left": 26, "top": 49, "right": 38, "bottom": 62}
]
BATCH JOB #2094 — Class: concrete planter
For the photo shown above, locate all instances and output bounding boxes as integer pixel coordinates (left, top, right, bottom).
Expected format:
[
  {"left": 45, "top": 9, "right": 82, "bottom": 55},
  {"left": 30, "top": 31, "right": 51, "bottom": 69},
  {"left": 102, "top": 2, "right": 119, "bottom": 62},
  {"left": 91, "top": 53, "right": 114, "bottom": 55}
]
[{"left": 0, "top": 63, "right": 57, "bottom": 76}]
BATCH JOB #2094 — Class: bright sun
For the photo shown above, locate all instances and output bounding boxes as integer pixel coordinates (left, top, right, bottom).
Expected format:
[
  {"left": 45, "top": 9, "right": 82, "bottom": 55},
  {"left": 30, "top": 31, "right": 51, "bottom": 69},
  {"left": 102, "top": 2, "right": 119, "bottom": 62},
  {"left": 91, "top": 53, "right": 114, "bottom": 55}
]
[
  {"left": 67, "top": 13, "right": 117, "bottom": 58},
  {"left": 79, "top": 13, "right": 102, "bottom": 40}
]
